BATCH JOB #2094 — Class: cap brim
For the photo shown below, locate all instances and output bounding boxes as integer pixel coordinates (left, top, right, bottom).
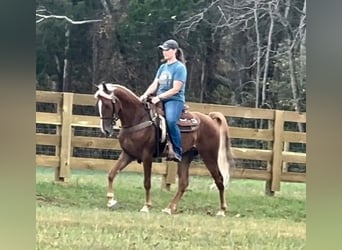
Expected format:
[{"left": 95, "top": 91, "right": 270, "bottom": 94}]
[{"left": 158, "top": 45, "right": 168, "bottom": 50}]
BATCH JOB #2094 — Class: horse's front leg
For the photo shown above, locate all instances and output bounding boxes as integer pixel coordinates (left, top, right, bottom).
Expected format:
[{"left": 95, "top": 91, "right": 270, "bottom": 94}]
[
  {"left": 107, "top": 151, "right": 134, "bottom": 208},
  {"left": 162, "top": 152, "right": 193, "bottom": 215},
  {"left": 140, "top": 156, "right": 153, "bottom": 213}
]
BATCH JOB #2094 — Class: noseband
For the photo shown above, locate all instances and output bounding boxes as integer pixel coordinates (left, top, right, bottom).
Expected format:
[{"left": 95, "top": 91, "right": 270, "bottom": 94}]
[{"left": 100, "top": 111, "right": 119, "bottom": 126}]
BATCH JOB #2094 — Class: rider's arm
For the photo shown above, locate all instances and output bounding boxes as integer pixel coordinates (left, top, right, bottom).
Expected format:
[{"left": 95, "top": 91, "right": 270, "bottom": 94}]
[{"left": 142, "top": 78, "right": 159, "bottom": 98}]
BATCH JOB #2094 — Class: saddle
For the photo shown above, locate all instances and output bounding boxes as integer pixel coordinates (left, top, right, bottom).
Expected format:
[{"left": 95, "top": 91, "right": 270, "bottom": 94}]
[
  {"left": 152, "top": 102, "right": 200, "bottom": 133},
  {"left": 144, "top": 98, "right": 200, "bottom": 158}
]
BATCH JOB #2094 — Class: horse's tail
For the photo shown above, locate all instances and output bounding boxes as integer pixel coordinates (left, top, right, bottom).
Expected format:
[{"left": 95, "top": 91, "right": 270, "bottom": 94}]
[{"left": 208, "top": 112, "right": 235, "bottom": 188}]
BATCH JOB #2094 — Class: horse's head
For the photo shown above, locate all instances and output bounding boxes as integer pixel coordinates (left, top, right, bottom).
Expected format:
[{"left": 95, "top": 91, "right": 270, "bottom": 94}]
[
  {"left": 95, "top": 82, "right": 150, "bottom": 136},
  {"left": 94, "top": 83, "right": 120, "bottom": 137}
]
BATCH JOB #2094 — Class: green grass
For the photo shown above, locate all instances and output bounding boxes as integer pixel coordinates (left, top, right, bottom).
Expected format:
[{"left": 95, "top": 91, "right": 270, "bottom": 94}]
[{"left": 36, "top": 167, "right": 306, "bottom": 249}]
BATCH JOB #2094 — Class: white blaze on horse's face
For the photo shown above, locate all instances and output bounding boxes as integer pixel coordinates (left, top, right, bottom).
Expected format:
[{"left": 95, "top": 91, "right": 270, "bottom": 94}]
[
  {"left": 94, "top": 83, "right": 117, "bottom": 136},
  {"left": 97, "top": 99, "right": 106, "bottom": 135},
  {"left": 98, "top": 98, "right": 115, "bottom": 136}
]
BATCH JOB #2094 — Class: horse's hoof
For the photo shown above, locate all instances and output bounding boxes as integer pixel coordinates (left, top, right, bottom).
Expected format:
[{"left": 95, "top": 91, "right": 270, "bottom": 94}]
[
  {"left": 216, "top": 210, "right": 226, "bottom": 217},
  {"left": 140, "top": 205, "right": 150, "bottom": 213},
  {"left": 107, "top": 199, "right": 118, "bottom": 209},
  {"left": 161, "top": 208, "right": 172, "bottom": 215}
]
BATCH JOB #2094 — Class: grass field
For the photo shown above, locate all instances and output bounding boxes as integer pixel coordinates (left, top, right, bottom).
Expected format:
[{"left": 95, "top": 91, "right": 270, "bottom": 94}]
[{"left": 36, "top": 167, "right": 306, "bottom": 249}]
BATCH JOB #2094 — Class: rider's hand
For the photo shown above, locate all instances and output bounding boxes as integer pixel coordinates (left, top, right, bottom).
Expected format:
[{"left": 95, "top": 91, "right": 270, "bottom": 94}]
[{"left": 151, "top": 96, "right": 161, "bottom": 104}]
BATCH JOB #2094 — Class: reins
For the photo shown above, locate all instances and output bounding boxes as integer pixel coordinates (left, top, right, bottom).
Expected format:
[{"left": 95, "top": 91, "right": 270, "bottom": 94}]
[
  {"left": 121, "top": 120, "right": 154, "bottom": 133},
  {"left": 96, "top": 89, "right": 155, "bottom": 133},
  {"left": 120, "top": 100, "right": 156, "bottom": 133}
]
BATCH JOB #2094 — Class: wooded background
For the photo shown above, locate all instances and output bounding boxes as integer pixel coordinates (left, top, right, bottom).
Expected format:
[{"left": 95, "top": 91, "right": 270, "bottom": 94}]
[{"left": 36, "top": 0, "right": 306, "bottom": 113}]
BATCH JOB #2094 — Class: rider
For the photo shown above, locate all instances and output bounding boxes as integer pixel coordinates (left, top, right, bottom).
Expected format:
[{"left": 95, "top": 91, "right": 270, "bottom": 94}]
[{"left": 140, "top": 39, "right": 187, "bottom": 162}]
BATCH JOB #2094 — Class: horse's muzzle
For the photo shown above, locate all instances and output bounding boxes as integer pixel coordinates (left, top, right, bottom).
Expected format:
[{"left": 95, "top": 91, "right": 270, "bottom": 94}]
[{"left": 104, "top": 127, "right": 114, "bottom": 137}]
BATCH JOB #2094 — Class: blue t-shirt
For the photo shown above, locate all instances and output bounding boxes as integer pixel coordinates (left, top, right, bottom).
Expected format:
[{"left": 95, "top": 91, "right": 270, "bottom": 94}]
[{"left": 155, "top": 61, "right": 187, "bottom": 103}]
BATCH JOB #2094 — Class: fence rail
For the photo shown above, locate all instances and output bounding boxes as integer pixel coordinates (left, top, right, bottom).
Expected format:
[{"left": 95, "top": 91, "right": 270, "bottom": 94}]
[{"left": 36, "top": 91, "right": 306, "bottom": 194}]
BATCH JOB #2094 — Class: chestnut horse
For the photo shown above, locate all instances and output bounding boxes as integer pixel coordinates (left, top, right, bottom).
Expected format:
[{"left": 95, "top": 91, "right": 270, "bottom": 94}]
[{"left": 94, "top": 83, "right": 234, "bottom": 216}]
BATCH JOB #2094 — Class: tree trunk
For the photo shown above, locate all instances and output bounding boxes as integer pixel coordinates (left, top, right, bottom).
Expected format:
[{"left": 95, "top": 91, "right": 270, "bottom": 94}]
[
  {"left": 62, "top": 25, "right": 70, "bottom": 92},
  {"left": 92, "top": 31, "right": 98, "bottom": 91},
  {"left": 199, "top": 60, "right": 206, "bottom": 103},
  {"left": 253, "top": 2, "right": 261, "bottom": 109},
  {"left": 284, "top": 0, "right": 290, "bottom": 19},
  {"left": 100, "top": 0, "right": 112, "bottom": 17},
  {"left": 261, "top": 2, "right": 275, "bottom": 106},
  {"left": 287, "top": 0, "right": 305, "bottom": 132},
  {"left": 298, "top": 0, "right": 306, "bottom": 94},
  {"left": 288, "top": 46, "right": 304, "bottom": 132}
]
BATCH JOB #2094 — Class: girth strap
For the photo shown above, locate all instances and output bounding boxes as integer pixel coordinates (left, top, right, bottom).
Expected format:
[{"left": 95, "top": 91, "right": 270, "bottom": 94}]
[{"left": 121, "top": 120, "right": 153, "bottom": 133}]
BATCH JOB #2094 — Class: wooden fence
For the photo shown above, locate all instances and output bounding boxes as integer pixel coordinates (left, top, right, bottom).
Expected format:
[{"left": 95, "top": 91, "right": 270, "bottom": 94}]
[{"left": 36, "top": 91, "right": 306, "bottom": 194}]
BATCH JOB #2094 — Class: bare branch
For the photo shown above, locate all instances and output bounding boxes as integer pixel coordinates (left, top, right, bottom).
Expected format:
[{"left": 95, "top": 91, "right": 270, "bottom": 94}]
[
  {"left": 174, "top": 0, "right": 220, "bottom": 36},
  {"left": 36, "top": 18, "right": 45, "bottom": 24},
  {"left": 283, "top": 2, "right": 306, "bottom": 16},
  {"left": 217, "top": 5, "right": 228, "bottom": 23},
  {"left": 36, "top": 13, "right": 103, "bottom": 24},
  {"left": 36, "top": 6, "right": 51, "bottom": 14}
]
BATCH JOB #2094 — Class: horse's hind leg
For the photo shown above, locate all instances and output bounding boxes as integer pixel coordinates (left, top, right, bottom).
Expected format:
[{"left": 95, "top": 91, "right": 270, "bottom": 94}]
[
  {"left": 107, "top": 151, "right": 134, "bottom": 208},
  {"left": 201, "top": 153, "right": 227, "bottom": 216},
  {"left": 162, "top": 150, "right": 194, "bottom": 215}
]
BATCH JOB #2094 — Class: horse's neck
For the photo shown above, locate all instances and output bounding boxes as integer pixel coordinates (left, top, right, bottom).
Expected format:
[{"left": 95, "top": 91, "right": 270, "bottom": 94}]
[{"left": 116, "top": 92, "right": 148, "bottom": 127}]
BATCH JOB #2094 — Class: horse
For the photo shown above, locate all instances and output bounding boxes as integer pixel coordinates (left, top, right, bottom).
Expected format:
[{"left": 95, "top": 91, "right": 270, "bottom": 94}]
[{"left": 94, "top": 83, "right": 235, "bottom": 216}]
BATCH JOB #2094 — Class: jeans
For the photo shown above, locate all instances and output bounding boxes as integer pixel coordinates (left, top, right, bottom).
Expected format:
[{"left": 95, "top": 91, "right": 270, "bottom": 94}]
[{"left": 163, "top": 100, "right": 184, "bottom": 157}]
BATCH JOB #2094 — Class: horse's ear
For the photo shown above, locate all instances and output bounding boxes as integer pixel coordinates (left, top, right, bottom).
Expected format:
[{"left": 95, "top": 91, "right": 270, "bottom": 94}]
[{"left": 102, "top": 83, "right": 108, "bottom": 92}]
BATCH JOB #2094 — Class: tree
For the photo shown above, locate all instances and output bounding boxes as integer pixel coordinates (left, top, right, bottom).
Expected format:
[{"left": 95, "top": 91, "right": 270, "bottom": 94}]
[
  {"left": 35, "top": 0, "right": 306, "bottom": 114},
  {"left": 36, "top": 0, "right": 103, "bottom": 92},
  {"left": 173, "top": 0, "right": 306, "bottom": 111}
]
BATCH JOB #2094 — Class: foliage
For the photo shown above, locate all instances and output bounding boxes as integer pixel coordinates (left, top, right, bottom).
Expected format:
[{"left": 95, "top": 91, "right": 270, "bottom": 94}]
[
  {"left": 35, "top": 0, "right": 306, "bottom": 111},
  {"left": 36, "top": 0, "right": 103, "bottom": 91},
  {"left": 115, "top": 0, "right": 200, "bottom": 93}
]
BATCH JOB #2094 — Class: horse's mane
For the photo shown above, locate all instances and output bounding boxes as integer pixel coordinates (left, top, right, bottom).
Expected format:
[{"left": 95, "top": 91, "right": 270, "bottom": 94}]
[{"left": 103, "top": 83, "right": 140, "bottom": 102}]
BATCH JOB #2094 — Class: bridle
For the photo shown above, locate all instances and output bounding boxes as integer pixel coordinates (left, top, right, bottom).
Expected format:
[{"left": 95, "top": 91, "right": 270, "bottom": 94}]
[
  {"left": 94, "top": 86, "right": 154, "bottom": 133},
  {"left": 100, "top": 112, "right": 119, "bottom": 127},
  {"left": 96, "top": 94, "right": 120, "bottom": 127}
]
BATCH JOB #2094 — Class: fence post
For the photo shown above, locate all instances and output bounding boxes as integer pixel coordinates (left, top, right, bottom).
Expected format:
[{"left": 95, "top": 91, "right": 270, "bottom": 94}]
[
  {"left": 55, "top": 92, "right": 73, "bottom": 182},
  {"left": 161, "top": 160, "right": 177, "bottom": 190},
  {"left": 265, "top": 119, "right": 275, "bottom": 196},
  {"left": 270, "top": 110, "right": 284, "bottom": 192},
  {"left": 54, "top": 98, "right": 62, "bottom": 181}
]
